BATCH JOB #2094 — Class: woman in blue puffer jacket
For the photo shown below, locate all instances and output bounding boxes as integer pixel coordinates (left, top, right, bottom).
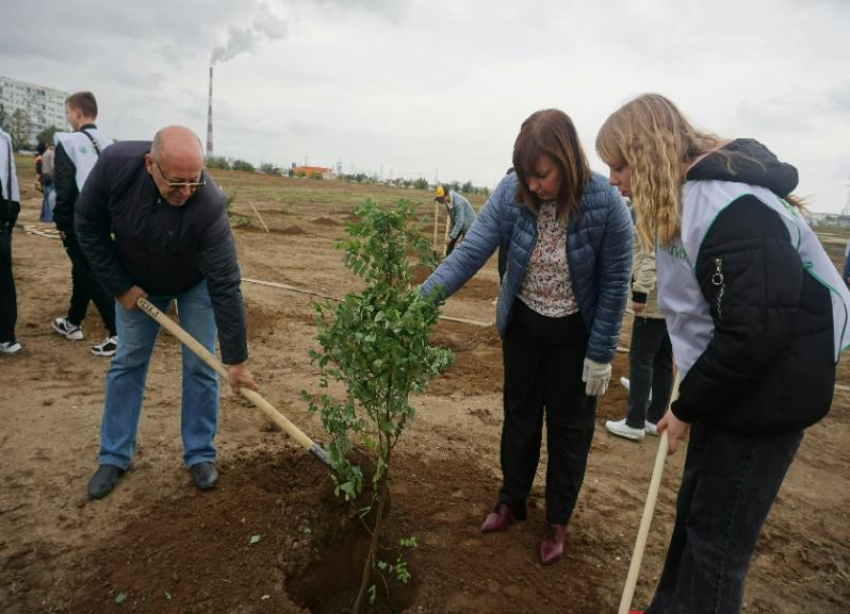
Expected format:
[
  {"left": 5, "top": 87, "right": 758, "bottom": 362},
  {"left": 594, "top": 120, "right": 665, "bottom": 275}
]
[{"left": 420, "top": 109, "right": 632, "bottom": 565}]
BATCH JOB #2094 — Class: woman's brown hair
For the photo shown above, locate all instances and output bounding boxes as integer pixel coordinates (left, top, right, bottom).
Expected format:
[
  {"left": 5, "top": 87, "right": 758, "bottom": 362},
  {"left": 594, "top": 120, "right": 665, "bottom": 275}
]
[{"left": 513, "top": 109, "right": 590, "bottom": 219}]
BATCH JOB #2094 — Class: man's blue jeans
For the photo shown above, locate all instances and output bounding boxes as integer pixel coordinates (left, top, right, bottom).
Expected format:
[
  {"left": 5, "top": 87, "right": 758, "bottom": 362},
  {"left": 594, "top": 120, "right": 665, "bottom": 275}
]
[
  {"left": 97, "top": 280, "right": 219, "bottom": 469},
  {"left": 645, "top": 422, "right": 803, "bottom": 614}
]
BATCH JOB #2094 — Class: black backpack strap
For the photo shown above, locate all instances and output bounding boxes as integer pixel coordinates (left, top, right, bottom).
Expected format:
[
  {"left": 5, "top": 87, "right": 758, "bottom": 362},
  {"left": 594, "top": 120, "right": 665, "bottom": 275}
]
[{"left": 80, "top": 129, "right": 102, "bottom": 156}]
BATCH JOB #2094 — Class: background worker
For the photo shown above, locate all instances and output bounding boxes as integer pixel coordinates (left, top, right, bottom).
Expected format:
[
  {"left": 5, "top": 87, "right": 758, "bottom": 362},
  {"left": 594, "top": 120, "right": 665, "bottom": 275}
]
[
  {"left": 40, "top": 142, "right": 55, "bottom": 223},
  {"left": 0, "top": 126, "right": 22, "bottom": 354},
  {"left": 52, "top": 91, "right": 117, "bottom": 357},
  {"left": 605, "top": 219, "right": 674, "bottom": 442},
  {"left": 76, "top": 125, "right": 257, "bottom": 499},
  {"left": 435, "top": 185, "right": 477, "bottom": 256}
]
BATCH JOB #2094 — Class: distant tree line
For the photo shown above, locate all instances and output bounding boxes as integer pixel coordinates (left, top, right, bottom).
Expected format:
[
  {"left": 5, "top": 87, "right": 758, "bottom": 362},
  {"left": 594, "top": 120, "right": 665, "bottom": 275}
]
[
  {"left": 205, "top": 156, "right": 258, "bottom": 173},
  {"left": 336, "top": 173, "right": 490, "bottom": 197},
  {"left": 202, "top": 153, "right": 492, "bottom": 198}
]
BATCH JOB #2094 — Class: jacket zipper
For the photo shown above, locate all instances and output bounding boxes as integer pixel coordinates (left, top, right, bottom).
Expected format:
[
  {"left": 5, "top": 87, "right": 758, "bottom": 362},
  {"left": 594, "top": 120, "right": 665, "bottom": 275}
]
[{"left": 711, "top": 257, "right": 725, "bottom": 321}]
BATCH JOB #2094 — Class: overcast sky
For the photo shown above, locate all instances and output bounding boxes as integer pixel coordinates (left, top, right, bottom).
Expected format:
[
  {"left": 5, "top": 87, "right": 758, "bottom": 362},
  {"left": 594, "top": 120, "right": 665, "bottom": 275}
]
[{"left": 2, "top": 0, "right": 849, "bottom": 211}]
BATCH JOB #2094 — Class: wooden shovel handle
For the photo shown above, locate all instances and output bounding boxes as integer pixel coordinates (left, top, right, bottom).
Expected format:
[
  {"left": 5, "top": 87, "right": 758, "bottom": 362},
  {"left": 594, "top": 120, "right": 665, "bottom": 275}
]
[
  {"left": 136, "top": 297, "right": 332, "bottom": 469},
  {"left": 617, "top": 374, "right": 681, "bottom": 614}
]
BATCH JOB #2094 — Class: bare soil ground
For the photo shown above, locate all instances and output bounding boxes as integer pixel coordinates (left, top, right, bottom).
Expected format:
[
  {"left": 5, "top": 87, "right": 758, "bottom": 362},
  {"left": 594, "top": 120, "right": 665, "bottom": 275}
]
[{"left": 1, "top": 166, "right": 848, "bottom": 614}]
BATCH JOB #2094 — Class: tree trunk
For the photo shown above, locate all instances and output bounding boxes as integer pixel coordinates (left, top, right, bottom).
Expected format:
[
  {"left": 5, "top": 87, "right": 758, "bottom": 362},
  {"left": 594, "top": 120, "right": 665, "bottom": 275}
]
[{"left": 352, "top": 476, "right": 390, "bottom": 614}]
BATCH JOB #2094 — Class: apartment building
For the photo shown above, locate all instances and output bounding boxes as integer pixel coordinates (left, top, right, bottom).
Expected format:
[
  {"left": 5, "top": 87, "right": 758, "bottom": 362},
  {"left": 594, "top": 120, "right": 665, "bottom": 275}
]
[{"left": 0, "top": 75, "right": 68, "bottom": 144}]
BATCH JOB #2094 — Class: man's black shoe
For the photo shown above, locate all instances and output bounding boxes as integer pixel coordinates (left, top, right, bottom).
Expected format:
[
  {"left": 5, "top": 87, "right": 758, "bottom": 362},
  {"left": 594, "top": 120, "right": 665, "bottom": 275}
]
[
  {"left": 87, "top": 464, "right": 124, "bottom": 499},
  {"left": 189, "top": 462, "right": 219, "bottom": 491}
]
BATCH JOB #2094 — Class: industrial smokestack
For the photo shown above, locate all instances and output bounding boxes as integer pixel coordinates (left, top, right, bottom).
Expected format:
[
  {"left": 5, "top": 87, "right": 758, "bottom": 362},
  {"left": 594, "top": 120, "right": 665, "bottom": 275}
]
[{"left": 206, "top": 65, "right": 214, "bottom": 158}]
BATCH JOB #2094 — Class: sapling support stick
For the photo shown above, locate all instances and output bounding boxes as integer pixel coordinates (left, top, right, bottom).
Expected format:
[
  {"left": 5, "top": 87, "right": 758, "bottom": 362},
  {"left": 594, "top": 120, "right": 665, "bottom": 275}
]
[
  {"left": 433, "top": 199, "right": 439, "bottom": 253},
  {"left": 443, "top": 207, "right": 451, "bottom": 257},
  {"left": 248, "top": 200, "right": 270, "bottom": 233}
]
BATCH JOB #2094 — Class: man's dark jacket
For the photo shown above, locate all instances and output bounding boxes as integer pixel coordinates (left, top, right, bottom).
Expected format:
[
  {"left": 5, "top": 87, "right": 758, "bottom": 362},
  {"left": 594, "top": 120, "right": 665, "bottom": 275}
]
[{"left": 75, "top": 140, "right": 247, "bottom": 364}]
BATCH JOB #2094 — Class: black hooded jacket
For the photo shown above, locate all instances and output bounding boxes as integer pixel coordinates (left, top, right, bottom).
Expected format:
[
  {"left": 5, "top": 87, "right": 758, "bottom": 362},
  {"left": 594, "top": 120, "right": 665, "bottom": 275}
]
[
  {"left": 53, "top": 123, "right": 98, "bottom": 235},
  {"left": 671, "top": 139, "right": 835, "bottom": 434},
  {"left": 75, "top": 141, "right": 247, "bottom": 365}
]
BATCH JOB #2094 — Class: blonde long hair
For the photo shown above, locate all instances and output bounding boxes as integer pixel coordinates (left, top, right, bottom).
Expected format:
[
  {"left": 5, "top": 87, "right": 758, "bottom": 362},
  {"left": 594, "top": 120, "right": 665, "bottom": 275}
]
[{"left": 596, "top": 94, "right": 721, "bottom": 250}]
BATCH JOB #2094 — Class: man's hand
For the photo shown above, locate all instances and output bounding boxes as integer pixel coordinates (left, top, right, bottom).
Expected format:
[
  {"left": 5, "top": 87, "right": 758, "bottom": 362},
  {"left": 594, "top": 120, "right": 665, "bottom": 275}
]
[
  {"left": 117, "top": 285, "right": 148, "bottom": 310},
  {"left": 582, "top": 357, "right": 612, "bottom": 396},
  {"left": 445, "top": 237, "right": 453, "bottom": 246},
  {"left": 227, "top": 362, "right": 258, "bottom": 394},
  {"left": 633, "top": 302, "right": 646, "bottom": 314},
  {"left": 657, "top": 409, "right": 690, "bottom": 454}
]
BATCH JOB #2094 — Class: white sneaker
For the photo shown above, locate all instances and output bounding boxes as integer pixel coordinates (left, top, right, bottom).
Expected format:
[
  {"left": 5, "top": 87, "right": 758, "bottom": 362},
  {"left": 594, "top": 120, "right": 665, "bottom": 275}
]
[
  {"left": 52, "top": 317, "right": 84, "bottom": 341},
  {"left": 0, "top": 341, "right": 22, "bottom": 354},
  {"left": 645, "top": 421, "right": 659, "bottom": 436},
  {"left": 91, "top": 335, "right": 118, "bottom": 357},
  {"left": 605, "top": 418, "right": 646, "bottom": 442}
]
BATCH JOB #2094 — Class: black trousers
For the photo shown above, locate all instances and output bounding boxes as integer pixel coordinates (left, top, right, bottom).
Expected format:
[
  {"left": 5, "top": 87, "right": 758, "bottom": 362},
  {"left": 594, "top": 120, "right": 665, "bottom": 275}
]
[
  {"left": 626, "top": 316, "right": 674, "bottom": 428},
  {"left": 61, "top": 233, "right": 116, "bottom": 336},
  {"left": 499, "top": 300, "right": 595, "bottom": 525},
  {"left": 646, "top": 423, "right": 803, "bottom": 614},
  {"left": 0, "top": 224, "right": 17, "bottom": 343}
]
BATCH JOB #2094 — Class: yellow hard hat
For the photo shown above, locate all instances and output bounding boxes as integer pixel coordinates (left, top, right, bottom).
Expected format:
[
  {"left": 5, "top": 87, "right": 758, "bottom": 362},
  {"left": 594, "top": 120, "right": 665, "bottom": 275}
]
[{"left": 434, "top": 185, "right": 446, "bottom": 199}]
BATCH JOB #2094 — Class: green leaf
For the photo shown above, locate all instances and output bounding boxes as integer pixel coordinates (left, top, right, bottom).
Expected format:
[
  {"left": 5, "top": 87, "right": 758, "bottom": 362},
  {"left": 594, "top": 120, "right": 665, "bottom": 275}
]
[
  {"left": 115, "top": 592, "right": 127, "bottom": 604},
  {"left": 249, "top": 534, "right": 261, "bottom": 545},
  {"left": 164, "top": 591, "right": 172, "bottom": 600}
]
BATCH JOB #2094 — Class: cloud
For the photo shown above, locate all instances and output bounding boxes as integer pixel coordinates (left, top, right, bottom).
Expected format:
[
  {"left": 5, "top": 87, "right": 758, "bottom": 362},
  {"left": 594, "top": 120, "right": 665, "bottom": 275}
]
[
  {"left": 211, "top": 2, "right": 287, "bottom": 65},
  {"left": 298, "top": 0, "right": 410, "bottom": 22},
  {"left": 827, "top": 81, "right": 850, "bottom": 115}
]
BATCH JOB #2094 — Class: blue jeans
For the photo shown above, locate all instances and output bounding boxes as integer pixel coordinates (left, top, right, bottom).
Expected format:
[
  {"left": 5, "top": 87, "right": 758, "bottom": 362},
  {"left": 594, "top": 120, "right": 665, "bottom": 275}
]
[
  {"left": 646, "top": 423, "right": 803, "bottom": 614},
  {"left": 40, "top": 184, "right": 54, "bottom": 223},
  {"left": 97, "top": 280, "right": 219, "bottom": 469},
  {"left": 626, "top": 316, "right": 673, "bottom": 428}
]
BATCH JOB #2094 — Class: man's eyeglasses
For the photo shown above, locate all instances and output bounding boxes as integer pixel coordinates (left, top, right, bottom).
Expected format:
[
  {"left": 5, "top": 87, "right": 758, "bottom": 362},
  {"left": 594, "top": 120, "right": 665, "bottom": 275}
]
[{"left": 154, "top": 161, "right": 206, "bottom": 190}]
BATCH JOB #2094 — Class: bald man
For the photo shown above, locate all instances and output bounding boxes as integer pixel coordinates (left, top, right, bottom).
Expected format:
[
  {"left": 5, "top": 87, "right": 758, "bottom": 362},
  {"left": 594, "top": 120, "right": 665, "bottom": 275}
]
[{"left": 76, "top": 126, "right": 257, "bottom": 499}]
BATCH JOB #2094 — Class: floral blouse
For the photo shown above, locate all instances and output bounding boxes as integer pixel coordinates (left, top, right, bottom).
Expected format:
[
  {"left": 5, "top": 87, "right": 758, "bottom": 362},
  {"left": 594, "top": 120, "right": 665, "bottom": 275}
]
[{"left": 517, "top": 202, "right": 578, "bottom": 317}]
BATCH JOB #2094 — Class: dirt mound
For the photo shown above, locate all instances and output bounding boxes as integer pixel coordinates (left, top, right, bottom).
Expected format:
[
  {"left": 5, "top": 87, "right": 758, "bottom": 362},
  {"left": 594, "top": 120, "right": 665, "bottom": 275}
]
[
  {"left": 245, "top": 300, "right": 283, "bottom": 341},
  {"left": 280, "top": 225, "right": 307, "bottom": 235},
  {"left": 310, "top": 217, "right": 339, "bottom": 226},
  {"left": 45, "top": 449, "right": 622, "bottom": 614},
  {"left": 412, "top": 264, "right": 499, "bottom": 303},
  {"left": 429, "top": 321, "right": 503, "bottom": 396}
]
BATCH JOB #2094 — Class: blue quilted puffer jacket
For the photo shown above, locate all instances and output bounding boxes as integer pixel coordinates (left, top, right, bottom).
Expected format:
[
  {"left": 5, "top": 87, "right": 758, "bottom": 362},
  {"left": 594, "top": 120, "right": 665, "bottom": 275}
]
[{"left": 421, "top": 171, "right": 633, "bottom": 364}]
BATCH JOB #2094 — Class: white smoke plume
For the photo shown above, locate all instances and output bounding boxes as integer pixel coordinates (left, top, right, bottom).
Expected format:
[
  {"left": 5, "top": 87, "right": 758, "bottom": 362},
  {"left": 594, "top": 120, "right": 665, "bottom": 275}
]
[{"left": 211, "top": 3, "right": 287, "bottom": 65}]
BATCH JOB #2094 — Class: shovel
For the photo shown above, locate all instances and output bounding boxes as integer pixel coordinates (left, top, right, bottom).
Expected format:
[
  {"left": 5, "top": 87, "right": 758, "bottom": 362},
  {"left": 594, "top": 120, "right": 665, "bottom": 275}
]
[
  {"left": 136, "top": 297, "right": 333, "bottom": 471},
  {"left": 617, "top": 374, "right": 681, "bottom": 614}
]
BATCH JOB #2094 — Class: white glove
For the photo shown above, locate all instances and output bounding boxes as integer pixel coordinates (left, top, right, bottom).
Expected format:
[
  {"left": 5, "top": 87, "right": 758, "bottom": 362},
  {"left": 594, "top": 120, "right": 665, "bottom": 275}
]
[{"left": 582, "top": 357, "right": 612, "bottom": 396}]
